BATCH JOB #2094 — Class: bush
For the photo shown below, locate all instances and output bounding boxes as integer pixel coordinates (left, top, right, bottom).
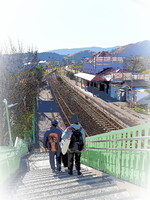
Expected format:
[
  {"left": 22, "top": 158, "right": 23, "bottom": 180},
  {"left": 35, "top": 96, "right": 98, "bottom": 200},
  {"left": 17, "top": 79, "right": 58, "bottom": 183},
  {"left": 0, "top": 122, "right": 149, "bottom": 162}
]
[{"left": 66, "top": 71, "right": 75, "bottom": 80}]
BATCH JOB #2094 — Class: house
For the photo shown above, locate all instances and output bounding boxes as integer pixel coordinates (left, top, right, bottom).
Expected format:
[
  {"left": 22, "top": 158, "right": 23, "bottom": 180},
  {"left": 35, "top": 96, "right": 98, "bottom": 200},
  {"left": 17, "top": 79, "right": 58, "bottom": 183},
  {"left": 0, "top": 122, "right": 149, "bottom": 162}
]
[
  {"left": 74, "top": 72, "right": 95, "bottom": 90},
  {"left": 74, "top": 68, "right": 150, "bottom": 105},
  {"left": 119, "top": 79, "right": 150, "bottom": 104},
  {"left": 82, "top": 51, "right": 124, "bottom": 74},
  {"left": 137, "top": 91, "right": 150, "bottom": 105},
  {"left": 92, "top": 68, "right": 131, "bottom": 96},
  {"left": 38, "top": 60, "right": 48, "bottom": 66}
]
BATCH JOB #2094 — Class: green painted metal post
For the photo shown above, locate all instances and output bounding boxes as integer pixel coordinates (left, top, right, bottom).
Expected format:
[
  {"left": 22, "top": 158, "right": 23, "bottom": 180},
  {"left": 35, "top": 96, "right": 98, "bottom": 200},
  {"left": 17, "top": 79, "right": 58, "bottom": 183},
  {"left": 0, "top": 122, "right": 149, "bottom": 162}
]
[
  {"left": 3, "top": 99, "right": 13, "bottom": 146},
  {"left": 32, "top": 117, "right": 36, "bottom": 144}
]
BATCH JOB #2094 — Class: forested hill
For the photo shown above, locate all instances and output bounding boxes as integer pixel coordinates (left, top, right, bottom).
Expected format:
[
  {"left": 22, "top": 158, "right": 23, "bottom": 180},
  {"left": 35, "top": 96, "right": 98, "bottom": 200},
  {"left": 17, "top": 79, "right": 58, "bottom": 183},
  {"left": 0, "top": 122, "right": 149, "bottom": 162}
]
[
  {"left": 110, "top": 40, "right": 150, "bottom": 57},
  {"left": 48, "top": 46, "right": 119, "bottom": 55},
  {"left": 38, "top": 40, "right": 150, "bottom": 61},
  {"left": 38, "top": 52, "right": 64, "bottom": 61},
  {"left": 65, "top": 50, "right": 95, "bottom": 61}
]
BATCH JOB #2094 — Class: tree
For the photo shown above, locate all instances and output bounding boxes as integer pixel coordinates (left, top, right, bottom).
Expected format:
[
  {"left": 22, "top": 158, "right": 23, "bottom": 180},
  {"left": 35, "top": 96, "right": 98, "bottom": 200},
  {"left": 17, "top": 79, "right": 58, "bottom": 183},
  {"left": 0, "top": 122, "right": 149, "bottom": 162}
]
[
  {"left": 66, "top": 71, "right": 75, "bottom": 80},
  {"left": 123, "top": 56, "right": 147, "bottom": 73},
  {"left": 0, "top": 40, "right": 41, "bottom": 145}
]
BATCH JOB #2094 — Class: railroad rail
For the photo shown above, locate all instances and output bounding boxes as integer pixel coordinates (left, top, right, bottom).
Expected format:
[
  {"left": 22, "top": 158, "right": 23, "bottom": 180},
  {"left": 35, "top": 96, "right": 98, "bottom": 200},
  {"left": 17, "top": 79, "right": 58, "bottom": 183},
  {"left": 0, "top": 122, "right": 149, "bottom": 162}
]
[{"left": 47, "top": 72, "right": 126, "bottom": 136}]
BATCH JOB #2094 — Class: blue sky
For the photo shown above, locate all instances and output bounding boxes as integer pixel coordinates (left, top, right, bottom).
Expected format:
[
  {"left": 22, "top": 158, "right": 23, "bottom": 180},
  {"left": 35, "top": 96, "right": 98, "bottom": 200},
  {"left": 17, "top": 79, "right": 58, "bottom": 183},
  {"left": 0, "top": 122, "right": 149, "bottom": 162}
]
[{"left": 0, "top": 0, "right": 150, "bottom": 52}]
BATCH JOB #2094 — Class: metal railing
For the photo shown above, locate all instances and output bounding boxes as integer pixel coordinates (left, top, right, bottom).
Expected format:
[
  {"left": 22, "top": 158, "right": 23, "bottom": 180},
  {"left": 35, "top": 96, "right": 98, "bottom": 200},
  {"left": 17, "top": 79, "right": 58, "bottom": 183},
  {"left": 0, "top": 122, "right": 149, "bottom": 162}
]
[
  {"left": 0, "top": 137, "right": 28, "bottom": 185},
  {"left": 0, "top": 112, "right": 36, "bottom": 185},
  {"left": 81, "top": 123, "right": 150, "bottom": 188}
]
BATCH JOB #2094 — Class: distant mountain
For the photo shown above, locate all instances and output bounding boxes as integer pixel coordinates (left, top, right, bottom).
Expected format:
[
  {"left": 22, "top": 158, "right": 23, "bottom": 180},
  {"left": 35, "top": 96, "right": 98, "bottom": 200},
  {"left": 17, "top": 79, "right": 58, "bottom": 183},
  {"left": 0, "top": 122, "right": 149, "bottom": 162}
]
[
  {"left": 66, "top": 50, "right": 95, "bottom": 61},
  {"left": 38, "top": 52, "right": 64, "bottom": 61},
  {"left": 49, "top": 46, "right": 119, "bottom": 55},
  {"left": 37, "top": 40, "right": 150, "bottom": 62},
  {"left": 110, "top": 40, "right": 150, "bottom": 57}
]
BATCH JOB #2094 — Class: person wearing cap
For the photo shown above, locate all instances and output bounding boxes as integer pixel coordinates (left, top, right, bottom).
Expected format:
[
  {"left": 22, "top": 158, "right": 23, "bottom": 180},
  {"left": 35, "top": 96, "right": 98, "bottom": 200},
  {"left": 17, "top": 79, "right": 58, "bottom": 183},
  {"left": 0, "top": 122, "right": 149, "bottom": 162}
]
[
  {"left": 43, "top": 120, "right": 62, "bottom": 173},
  {"left": 62, "top": 114, "right": 86, "bottom": 176}
]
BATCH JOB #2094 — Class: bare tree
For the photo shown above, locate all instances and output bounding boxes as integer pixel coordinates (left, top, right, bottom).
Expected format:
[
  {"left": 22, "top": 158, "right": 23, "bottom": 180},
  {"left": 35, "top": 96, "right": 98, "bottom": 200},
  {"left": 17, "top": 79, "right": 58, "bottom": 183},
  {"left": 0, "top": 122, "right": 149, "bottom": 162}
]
[
  {"left": 0, "top": 40, "right": 42, "bottom": 145},
  {"left": 123, "top": 56, "right": 147, "bottom": 72}
]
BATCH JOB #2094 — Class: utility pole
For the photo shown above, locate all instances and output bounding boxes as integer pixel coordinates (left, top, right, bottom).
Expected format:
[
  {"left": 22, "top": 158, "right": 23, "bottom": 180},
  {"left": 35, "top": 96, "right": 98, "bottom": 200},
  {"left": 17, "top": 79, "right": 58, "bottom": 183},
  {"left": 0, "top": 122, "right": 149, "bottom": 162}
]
[{"left": 93, "top": 55, "right": 96, "bottom": 72}]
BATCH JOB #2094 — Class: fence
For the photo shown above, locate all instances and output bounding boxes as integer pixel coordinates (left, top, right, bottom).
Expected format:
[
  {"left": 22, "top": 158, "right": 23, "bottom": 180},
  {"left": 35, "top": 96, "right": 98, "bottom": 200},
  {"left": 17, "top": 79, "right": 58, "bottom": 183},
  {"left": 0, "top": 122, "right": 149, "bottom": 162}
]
[
  {"left": 81, "top": 123, "right": 150, "bottom": 188},
  {"left": 0, "top": 137, "right": 28, "bottom": 185},
  {"left": 0, "top": 107, "right": 36, "bottom": 186}
]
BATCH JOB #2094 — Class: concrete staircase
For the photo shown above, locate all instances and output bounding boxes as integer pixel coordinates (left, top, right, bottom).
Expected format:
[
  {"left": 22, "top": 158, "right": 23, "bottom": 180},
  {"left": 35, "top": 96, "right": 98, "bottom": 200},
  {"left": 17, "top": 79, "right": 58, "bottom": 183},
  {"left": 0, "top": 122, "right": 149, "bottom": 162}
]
[{"left": 2, "top": 152, "right": 142, "bottom": 200}]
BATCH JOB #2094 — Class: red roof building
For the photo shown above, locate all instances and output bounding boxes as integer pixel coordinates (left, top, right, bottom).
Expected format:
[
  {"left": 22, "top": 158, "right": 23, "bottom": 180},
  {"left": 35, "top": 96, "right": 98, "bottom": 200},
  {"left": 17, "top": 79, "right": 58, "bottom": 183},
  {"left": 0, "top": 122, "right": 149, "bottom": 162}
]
[{"left": 92, "top": 68, "right": 131, "bottom": 82}]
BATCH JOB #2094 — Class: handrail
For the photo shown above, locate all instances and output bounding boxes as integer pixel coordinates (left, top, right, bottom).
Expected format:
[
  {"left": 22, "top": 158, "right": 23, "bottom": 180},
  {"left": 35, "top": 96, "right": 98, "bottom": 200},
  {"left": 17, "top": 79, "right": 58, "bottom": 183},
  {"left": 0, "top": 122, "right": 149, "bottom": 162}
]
[
  {"left": 0, "top": 149, "right": 16, "bottom": 154},
  {"left": 0, "top": 137, "right": 28, "bottom": 185},
  {"left": 86, "top": 136, "right": 150, "bottom": 142},
  {"left": 86, "top": 147, "right": 150, "bottom": 152},
  {"left": 81, "top": 123, "right": 150, "bottom": 188},
  {"left": 0, "top": 106, "right": 36, "bottom": 186}
]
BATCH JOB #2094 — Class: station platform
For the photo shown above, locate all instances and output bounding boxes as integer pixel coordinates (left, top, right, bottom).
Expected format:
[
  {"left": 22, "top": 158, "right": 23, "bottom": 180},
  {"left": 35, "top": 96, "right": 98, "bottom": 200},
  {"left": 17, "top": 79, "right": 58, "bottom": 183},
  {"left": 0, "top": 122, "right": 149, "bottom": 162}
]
[{"left": 62, "top": 76, "right": 150, "bottom": 125}]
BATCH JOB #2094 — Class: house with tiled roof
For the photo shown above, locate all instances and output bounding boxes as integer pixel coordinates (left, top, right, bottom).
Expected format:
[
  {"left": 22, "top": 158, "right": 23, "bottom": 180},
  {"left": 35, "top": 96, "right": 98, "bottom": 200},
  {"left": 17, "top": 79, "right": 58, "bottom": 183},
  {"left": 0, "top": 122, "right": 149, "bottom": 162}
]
[
  {"left": 74, "top": 68, "right": 150, "bottom": 104},
  {"left": 82, "top": 51, "right": 124, "bottom": 74},
  {"left": 90, "top": 68, "right": 131, "bottom": 98}
]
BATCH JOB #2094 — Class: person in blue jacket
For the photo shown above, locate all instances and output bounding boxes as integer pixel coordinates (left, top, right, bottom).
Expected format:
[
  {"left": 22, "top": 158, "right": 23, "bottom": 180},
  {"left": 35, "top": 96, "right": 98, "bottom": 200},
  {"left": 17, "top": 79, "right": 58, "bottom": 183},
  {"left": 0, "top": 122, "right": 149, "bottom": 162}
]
[
  {"left": 62, "top": 114, "right": 86, "bottom": 176},
  {"left": 43, "top": 120, "right": 62, "bottom": 173}
]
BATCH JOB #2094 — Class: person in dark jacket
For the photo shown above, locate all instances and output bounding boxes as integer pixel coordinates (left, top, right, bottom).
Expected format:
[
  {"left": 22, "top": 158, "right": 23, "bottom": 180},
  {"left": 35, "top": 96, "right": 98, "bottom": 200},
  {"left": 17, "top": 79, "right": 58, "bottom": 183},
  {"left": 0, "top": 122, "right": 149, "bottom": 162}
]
[
  {"left": 62, "top": 114, "right": 86, "bottom": 176},
  {"left": 43, "top": 120, "right": 62, "bottom": 173}
]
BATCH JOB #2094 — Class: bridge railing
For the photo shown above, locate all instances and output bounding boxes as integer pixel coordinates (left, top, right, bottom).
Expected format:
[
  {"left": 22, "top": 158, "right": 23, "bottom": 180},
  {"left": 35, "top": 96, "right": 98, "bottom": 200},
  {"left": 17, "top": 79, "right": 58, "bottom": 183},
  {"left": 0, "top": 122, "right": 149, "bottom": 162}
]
[
  {"left": 0, "top": 137, "right": 28, "bottom": 185},
  {"left": 81, "top": 123, "right": 150, "bottom": 188},
  {"left": 0, "top": 106, "right": 36, "bottom": 186}
]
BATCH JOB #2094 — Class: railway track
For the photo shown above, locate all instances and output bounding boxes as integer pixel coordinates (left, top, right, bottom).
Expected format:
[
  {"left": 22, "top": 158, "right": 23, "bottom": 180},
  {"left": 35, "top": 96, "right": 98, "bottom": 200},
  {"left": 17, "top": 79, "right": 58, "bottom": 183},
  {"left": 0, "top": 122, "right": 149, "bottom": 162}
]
[{"left": 47, "top": 72, "right": 126, "bottom": 136}]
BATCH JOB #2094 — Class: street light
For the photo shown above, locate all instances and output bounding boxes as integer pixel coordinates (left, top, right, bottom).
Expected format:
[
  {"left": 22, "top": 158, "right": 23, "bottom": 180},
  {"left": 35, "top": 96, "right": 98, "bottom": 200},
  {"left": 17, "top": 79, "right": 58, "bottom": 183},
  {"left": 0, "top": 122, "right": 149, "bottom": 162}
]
[{"left": 3, "top": 99, "right": 18, "bottom": 146}]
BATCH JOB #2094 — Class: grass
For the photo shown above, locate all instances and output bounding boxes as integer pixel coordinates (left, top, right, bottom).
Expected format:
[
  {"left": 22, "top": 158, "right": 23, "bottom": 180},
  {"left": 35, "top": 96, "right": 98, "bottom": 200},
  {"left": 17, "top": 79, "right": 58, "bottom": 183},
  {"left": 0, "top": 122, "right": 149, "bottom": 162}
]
[{"left": 132, "top": 104, "right": 148, "bottom": 114}]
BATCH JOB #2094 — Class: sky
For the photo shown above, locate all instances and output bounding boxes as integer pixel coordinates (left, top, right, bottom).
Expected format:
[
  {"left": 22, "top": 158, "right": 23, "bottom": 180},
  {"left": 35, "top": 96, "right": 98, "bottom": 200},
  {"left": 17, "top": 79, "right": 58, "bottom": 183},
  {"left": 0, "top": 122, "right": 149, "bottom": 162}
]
[{"left": 0, "top": 0, "right": 150, "bottom": 52}]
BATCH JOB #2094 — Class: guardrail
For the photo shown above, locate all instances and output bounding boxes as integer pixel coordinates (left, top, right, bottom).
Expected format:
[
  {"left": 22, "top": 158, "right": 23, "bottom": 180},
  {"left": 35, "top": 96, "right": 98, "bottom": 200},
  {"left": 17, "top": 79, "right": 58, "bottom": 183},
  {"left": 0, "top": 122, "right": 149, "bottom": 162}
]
[
  {"left": 0, "top": 137, "right": 28, "bottom": 185},
  {"left": 81, "top": 123, "right": 150, "bottom": 188}
]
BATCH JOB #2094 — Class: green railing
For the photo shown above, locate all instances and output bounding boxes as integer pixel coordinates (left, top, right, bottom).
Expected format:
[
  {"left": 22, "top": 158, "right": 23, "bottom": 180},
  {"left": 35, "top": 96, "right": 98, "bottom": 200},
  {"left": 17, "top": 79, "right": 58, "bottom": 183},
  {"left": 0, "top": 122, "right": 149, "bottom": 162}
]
[
  {"left": 0, "top": 137, "right": 28, "bottom": 185},
  {"left": 0, "top": 114, "right": 36, "bottom": 185},
  {"left": 81, "top": 123, "right": 150, "bottom": 188},
  {"left": 0, "top": 106, "right": 36, "bottom": 187}
]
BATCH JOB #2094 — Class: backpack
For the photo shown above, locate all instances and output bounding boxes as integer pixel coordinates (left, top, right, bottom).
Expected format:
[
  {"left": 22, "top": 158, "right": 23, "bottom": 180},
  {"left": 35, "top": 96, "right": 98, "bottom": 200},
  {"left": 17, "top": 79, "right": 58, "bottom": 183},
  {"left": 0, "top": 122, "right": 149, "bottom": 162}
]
[
  {"left": 69, "top": 127, "right": 84, "bottom": 151},
  {"left": 47, "top": 133, "right": 59, "bottom": 151}
]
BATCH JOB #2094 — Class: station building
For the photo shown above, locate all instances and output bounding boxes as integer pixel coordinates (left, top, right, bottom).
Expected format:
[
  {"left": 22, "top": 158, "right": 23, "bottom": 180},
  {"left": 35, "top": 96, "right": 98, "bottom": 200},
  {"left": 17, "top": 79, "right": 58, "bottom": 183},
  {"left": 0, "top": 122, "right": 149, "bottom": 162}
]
[{"left": 74, "top": 52, "right": 150, "bottom": 105}]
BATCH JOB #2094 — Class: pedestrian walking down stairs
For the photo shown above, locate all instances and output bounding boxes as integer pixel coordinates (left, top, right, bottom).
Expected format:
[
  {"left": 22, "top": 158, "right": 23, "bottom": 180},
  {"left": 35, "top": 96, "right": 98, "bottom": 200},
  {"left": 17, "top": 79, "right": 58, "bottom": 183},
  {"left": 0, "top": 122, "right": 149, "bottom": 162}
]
[{"left": 2, "top": 151, "right": 142, "bottom": 200}]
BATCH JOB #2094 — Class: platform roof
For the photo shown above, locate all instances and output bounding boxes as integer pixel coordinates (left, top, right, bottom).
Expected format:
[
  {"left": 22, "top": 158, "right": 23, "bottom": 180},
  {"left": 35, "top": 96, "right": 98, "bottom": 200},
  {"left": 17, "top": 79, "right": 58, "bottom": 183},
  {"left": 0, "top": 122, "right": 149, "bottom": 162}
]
[{"left": 74, "top": 72, "right": 95, "bottom": 81}]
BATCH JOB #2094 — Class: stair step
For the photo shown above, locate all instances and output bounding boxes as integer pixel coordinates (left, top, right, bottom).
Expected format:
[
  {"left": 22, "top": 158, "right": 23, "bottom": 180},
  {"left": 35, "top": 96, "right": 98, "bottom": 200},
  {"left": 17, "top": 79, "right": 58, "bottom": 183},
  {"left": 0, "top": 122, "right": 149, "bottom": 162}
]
[
  {"left": 71, "top": 189, "right": 130, "bottom": 200},
  {"left": 1, "top": 151, "right": 134, "bottom": 200},
  {"left": 21, "top": 171, "right": 97, "bottom": 185},
  {"left": 15, "top": 188, "right": 129, "bottom": 200},
  {"left": 18, "top": 174, "right": 99, "bottom": 190},
  {"left": 23, "top": 169, "right": 92, "bottom": 180},
  {"left": 16, "top": 176, "right": 112, "bottom": 195},
  {"left": 118, "top": 197, "right": 144, "bottom": 200},
  {"left": 14, "top": 183, "right": 119, "bottom": 200}
]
